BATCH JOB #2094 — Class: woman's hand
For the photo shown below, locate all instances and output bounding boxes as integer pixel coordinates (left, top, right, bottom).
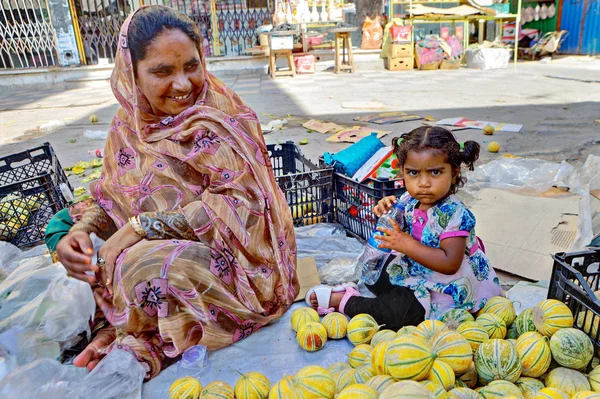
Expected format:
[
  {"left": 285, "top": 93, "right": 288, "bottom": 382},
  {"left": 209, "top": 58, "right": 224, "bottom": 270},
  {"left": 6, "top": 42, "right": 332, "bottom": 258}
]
[
  {"left": 375, "top": 219, "right": 412, "bottom": 253},
  {"left": 56, "top": 231, "right": 98, "bottom": 283},
  {"left": 373, "top": 195, "right": 397, "bottom": 217},
  {"left": 97, "top": 223, "right": 142, "bottom": 294}
]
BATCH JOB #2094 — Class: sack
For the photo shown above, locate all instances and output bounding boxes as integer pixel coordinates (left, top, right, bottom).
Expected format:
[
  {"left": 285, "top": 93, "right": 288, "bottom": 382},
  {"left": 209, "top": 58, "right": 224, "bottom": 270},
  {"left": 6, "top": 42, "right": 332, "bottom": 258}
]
[{"left": 361, "top": 16, "right": 383, "bottom": 50}]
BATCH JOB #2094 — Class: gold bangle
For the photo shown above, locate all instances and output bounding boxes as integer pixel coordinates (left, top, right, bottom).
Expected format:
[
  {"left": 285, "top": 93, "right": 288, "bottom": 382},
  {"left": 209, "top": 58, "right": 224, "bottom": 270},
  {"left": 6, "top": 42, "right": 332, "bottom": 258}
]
[{"left": 129, "top": 216, "right": 147, "bottom": 238}]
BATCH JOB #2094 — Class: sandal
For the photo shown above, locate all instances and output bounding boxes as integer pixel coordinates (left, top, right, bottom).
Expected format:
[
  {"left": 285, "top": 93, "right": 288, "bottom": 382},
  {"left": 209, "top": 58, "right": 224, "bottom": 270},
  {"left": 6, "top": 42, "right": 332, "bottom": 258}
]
[{"left": 305, "top": 282, "right": 359, "bottom": 315}]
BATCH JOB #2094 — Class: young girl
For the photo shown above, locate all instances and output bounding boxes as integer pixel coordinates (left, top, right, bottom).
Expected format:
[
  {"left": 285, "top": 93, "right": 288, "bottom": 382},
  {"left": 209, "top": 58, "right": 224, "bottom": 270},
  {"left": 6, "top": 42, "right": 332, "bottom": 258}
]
[{"left": 307, "top": 126, "right": 503, "bottom": 330}]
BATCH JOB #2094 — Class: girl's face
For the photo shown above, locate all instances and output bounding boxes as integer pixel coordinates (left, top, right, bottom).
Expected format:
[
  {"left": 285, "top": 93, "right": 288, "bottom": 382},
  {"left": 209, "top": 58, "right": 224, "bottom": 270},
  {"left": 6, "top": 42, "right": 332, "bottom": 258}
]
[
  {"left": 402, "top": 149, "right": 457, "bottom": 208},
  {"left": 135, "top": 29, "right": 204, "bottom": 117}
]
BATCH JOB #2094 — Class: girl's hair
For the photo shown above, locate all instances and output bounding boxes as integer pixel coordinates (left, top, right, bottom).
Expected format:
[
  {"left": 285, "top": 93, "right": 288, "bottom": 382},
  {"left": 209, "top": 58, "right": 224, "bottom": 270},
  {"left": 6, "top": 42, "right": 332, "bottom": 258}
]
[
  {"left": 392, "top": 126, "right": 480, "bottom": 194},
  {"left": 127, "top": 6, "right": 202, "bottom": 74}
]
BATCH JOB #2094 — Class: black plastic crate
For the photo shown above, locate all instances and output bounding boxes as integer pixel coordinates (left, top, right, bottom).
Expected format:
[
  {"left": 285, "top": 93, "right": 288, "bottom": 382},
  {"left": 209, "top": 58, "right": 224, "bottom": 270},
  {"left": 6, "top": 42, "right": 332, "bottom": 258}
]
[
  {"left": 548, "top": 249, "right": 600, "bottom": 350},
  {"left": 333, "top": 173, "right": 406, "bottom": 241},
  {"left": 0, "top": 143, "right": 73, "bottom": 247},
  {"left": 267, "top": 142, "right": 333, "bottom": 227}
]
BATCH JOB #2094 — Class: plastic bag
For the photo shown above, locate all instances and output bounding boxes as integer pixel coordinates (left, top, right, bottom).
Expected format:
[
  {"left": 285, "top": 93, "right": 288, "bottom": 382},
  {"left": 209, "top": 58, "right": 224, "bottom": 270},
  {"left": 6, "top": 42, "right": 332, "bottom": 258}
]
[
  {"left": 295, "top": 223, "right": 363, "bottom": 271},
  {"left": 361, "top": 16, "right": 383, "bottom": 50},
  {"left": 83, "top": 130, "right": 108, "bottom": 140},
  {"left": 319, "top": 258, "right": 361, "bottom": 285},
  {"left": 0, "top": 242, "right": 48, "bottom": 279}
]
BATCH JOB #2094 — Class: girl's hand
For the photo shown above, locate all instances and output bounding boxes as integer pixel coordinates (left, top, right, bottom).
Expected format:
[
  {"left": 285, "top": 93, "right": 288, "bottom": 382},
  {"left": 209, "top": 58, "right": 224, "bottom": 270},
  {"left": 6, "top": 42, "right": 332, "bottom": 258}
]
[
  {"left": 56, "top": 231, "right": 98, "bottom": 283},
  {"left": 373, "top": 195, "right": 397, "bottom": 217},
  {"left": 375, "top": 219, "right": 412, "bottom": 252},
  {"left": 97, "top": 223, "right": 142, "bottom": 294}
]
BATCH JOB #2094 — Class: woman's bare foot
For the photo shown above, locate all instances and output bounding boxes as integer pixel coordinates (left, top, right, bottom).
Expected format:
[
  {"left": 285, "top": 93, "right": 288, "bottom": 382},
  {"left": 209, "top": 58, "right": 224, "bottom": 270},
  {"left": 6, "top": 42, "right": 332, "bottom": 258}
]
[
  {"left": 73, "top": 326, "right": 116, "bottom": 371},
  {"left": 309, "top": 291, "right": 345, "bottom": 311}
]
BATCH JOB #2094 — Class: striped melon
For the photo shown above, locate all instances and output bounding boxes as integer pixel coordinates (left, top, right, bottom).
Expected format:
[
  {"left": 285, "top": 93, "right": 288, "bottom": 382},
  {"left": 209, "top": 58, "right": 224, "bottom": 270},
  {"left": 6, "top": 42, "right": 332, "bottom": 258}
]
[
  {"left": 295, "top": 365, "right": 335, "bottom": 399},
  {"left": 428, "top": 359, "right": 456, "bottom": 391},
  {"left": 371, "top": 329, "right": 397, "bottom": 346},
  {"left": 328, "top": 362, "right": 350, "bottom": 376},
  {"left": 442, "top": 309, "right": 476, "bottom": 330},
  {"left": 234, "top": 372, "right": 271, "bottom": 399},
  {"left": 533, "top": 387, "right": 569, "bottom": 399},
  {"left": 544, "top": 367, "right": 590, "bottom": 396},
  {"left": 199, "top": 381, "right": 234, "bottom": 399},
  {"left": 347, "top": 314, "right": 380, "bottom": 346},
  {"left": 416, "top": 319, "right": 449, "bottom": 342},
  {"left": 380, "top": 381, "right": 436, "bottom": 399},
  {"left": 421, "top": 380, "right": 447, "bottom": 397},
  {"left": 475, "top": 339, "right": 522, "bottom": 384},
  {"left": 353, "top": 365, "right": 374, "bottom": 384},
  {"left": 296, "top": 322, "right": 327, "bottom": 352},
  {"left": 549, "top": 327, "right": 593, "bottom": 370},
  {"left": 431, "top": 330, "right": 474, "bottom": 375},
  {"left": 458, "top": 362, "right": 478, "bottom": 389},
  {"left": 370, "top": 340, "right": 392, "bottom": 375},
  {"left": 397, "top": 325, "right": 419, "bottom": 338},
  {"left": 348, "top": 344, "right": 373, "bottom": 368},
  {"left": 515, "top": 377, "right": 545, "bottom": 399},
  {"left": 515, "top": 308, "right": 537, "bottom": 336},
  {"left": 572, "top": 392, "right": 600, "bottom": 399},
  {"left": 321, "top": 312, "right": 348, "bottom": 339},
  {"left": 507, "top": 324, "right": 519, "bottom": 339},
  {"left": 446, "top": 387, "right": 484, "bottom": 399},
  {"left": 290, "top": 307, "right": 319, "bottom": 332},
  {"left": 508, "top": 338, "right": 518, "bottom": 346},
  {"left": 589, "top": 364, "right": 600, "bottom": 391},
  {"left": 457, "top": 321, "right": 489, "bottom": 351},
  {"left": 385, "top": 335, "right": 437, "bottom": 380},
  {"left": 481, "top": 296, "right": 517, "bottom": 327},
  {"left": 478, "top": 380, "right": 524, "bottom": 399},
  {"left": 337, "top": 383, "right": 379, "bottom": 399},
  {"left": 476, "top": 313, "right": 507, "bottom": 339},
  {"left": 455, "top": 379, "right": 467, "bottom": 388},
  {"left": 269, "top": 376, "right": 302, "bottom": 399},
  {"left": 577, "top": 310, "right": 600, "bottom": 341},
  {"left": 169, "top": 377, "right": 202, "bottom": 399},
  {"left": 532, "top": 300, "right": 574, "bottom": 337},
  {"left": 366, "top": 375, "right": 396, "bottom": 393},
  {"left": 334, "top": 368, "right": 357, "bottom": 393},
  {"left": 515, "top": 332, "right": 551, "bottom": 378}
]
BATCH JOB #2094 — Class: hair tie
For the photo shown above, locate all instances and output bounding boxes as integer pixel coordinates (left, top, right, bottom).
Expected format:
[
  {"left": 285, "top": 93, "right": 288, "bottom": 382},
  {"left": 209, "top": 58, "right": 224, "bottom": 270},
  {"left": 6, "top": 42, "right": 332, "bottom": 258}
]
[
  {"left": 459, "top": 142, "right": 465, "bottom": 152},
  {"left": 397, "top": 138, "right": 404, "bottom": 145}
]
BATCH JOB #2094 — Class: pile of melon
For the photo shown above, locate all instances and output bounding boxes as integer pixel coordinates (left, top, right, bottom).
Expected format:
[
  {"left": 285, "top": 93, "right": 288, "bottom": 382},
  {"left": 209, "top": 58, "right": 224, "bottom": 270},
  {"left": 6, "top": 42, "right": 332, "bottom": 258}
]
[{"left": 169, "top": 297, "right": 600, "bottom": 398}]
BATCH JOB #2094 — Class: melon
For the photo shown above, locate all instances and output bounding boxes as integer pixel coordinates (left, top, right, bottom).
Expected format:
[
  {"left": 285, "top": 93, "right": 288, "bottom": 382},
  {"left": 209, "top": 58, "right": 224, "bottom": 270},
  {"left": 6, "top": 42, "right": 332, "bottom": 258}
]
[
  {"left": 385, "top": 334, "right": 437, "bottom": 380},
  {"left": 370, "top": 340, "right": 392, "bottom": 375},
  {"left": 296, "top": 322, "right": 327, "bottom": 352},
  {"left": 488, "top": 142, "right": 500, "bottom": 153},
  {"left": 169, "top": 377, "right": 203, "bottom": 399},
  {"left": 476, "top": 313, "right": 507, "bottom": 339},
  {"left": 416, "top": 319, "right": 449, "bottom": 341},
  {"left": 427, "top": 359, "right": 455, "bottom": 391},
  {"left": 549, "top": 327, "right": 593, "bottom": 370},
  {"left": 589, "top": 364, "right": 600, "bottom": 391},
  {"left": 337, "top": 383, "right": 379, "bottom": 399},
  {"left": 533, "top": 387, "right": 569, "bottom": 399},
  {"left": 482, "top": 296, "right": 517, "bottom": 326},
  {"left": 475, "top": 339, "right": 522, "bottom": 384},
  {"left": 380, "top": 381, "right": 436, "bottom": 399},
  {"left": 532, "top": 300, "right": 574, "bottom": 337},
  {"left": 507, "top": 324, "right": 519, "bottom": 340},
  {"left": 295, "top": 365, "right": 335, "bottom": 399},
  {"left": 458, "top": 362, "right": 478, "bottom": 389},
  {"left": 321, "top": 312, "right": 348, "bottom": 339},
  {"left": 507, "top": 338, "right": 518, "bottom": 346},
  {"left": 446, "top": 387, "right": 484, "bottom": 399},
  {"left": 199, "top": 381, "right": 234, "bottom": 399},
  {"left": 478, "top": 380, "right": 524, "bottom": 399},
  {"left": 442, "top": 309, "right": 476, "bottom": 330},
  {"left": 328, "top": 362, "right": 351, "bottom": 376},
  {"left": 269, "top": 376, "right": 302, "bottom": 399},
  {"left": 234, "top": 372, "right": 271, "bottom": 399},
  {"left": 290, "top": 307, "right": 320, "bottom": 332},
  {"left": 578, "top": 310, "right": 600, "bottom": 338},
  {"left": 371, "top": 329, "right": 397, "bottom": 346},
  {"left": 348, "top": 344, "right": 373, "bottom": 368},
  {"left": 366, "top": 375, "right": 396, "bottom": 393},
  {"left": 544, "top": 367, "right": 590, "bottom": 396},
  {"left": 455, "top": 380, "right": 467, "bottom": 388},
  {"left": 421, "top": 380, "right": 447, "bottom": 397},
  {"left": 515, "top": 332, "right": 551, "bottom": 378},
  {"left": 397, "top": 325, "right": 419, "bottom": 338},
  {"left": 515, "top": 377, "right": 545, "bottom": 399},
  {"left": 334, "top": 368, "right": 357, "bottom": 393},
  {"left": 431, "top": 330, "right": 474, "bottom": 375},
  {"left": 572, "top": 392, "right": 600, "bottom": 399},
  {"left": 353, "top": 365, "right": 374, "bottom": 384},
  {"left": 347, "top": 314, "right": 380, "bottom": 345},
  {"left": 515, "top": 309, "right": 538, "bottom": 336},
  {"left": 457, "top": 321, "right": 489, "bottom": 352}
]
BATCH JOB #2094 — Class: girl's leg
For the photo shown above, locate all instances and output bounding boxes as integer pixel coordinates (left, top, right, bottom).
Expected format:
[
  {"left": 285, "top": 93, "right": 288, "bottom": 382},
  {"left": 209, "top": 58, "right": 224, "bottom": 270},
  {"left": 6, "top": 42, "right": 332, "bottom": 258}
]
[
  {"left": 364, "top": 259, "right": 395, "bottom": 296},
  {"left": 341, "top": 286, "right": 425, "bottom": 331}
]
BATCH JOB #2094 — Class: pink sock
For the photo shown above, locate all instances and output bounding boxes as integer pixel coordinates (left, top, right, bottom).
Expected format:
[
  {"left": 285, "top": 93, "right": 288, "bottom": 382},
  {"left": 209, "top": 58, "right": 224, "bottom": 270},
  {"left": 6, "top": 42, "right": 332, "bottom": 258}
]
[{"left": 339, "top": 287, "right": 360, "bottom": 315}]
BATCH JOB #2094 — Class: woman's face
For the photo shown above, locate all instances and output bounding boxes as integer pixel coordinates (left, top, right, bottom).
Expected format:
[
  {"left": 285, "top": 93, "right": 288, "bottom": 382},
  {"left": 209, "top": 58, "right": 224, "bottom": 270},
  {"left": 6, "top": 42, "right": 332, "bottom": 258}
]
[{"left": 135, "top": 29, "right": 204, "bottom": 117}]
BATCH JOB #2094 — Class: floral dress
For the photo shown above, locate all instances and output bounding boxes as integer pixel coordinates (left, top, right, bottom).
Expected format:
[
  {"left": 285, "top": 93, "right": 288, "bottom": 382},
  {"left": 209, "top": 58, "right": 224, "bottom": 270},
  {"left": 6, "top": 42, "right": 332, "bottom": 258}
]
[{"left": 387, "top": 192, "right": 503, "bottom": 320}]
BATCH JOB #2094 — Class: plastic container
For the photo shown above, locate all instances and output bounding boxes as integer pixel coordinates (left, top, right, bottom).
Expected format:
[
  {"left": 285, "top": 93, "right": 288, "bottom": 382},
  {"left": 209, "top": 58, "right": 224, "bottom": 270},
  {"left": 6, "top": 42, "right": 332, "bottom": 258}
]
[
  {"left": 267, "top": 142, "right": 333, "bottom": 227},
  {"left": 0, "top": 143, "right": 73, "bottom": 247},
  {"left": 548, "top": 249, "right": 600, "bottom": 350}
]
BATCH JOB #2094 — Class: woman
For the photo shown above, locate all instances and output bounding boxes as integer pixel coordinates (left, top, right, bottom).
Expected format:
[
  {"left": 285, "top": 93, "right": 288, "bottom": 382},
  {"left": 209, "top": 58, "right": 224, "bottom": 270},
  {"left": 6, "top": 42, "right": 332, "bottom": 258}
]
[{"left": 49, "top": 5, "right": 297, "bottom": 379}]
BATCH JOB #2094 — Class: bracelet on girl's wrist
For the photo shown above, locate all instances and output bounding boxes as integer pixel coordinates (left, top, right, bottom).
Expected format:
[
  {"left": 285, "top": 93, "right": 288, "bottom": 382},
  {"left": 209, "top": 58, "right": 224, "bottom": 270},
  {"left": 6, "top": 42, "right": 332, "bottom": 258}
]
[{"left": 129, "top": 216, "right": 147, "bottom": 238}]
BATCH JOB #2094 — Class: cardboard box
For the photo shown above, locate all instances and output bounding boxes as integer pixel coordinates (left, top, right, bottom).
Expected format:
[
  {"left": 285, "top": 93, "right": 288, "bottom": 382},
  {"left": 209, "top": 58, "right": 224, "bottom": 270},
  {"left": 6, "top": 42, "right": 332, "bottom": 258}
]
[
  {"left": 388, "top": 43, "right": 413, "bottom": 59},
  {"left": 294, "top": 54, "right": 315, "bottom": 74},
  {"left": 269, "top": 35, "right": 294, "bottom": 50},
  {"left": 441, "top": 58, "right": 462, "bottom": 69},
  {"left": 385, "top": 56, "right": 414, "bottom": 71}
]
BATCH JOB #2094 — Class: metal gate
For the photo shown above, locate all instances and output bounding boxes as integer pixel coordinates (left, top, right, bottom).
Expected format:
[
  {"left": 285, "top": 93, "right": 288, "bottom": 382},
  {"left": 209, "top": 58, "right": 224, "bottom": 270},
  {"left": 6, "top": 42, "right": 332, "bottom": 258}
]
[
  {"left": 0, "top": 0, "right": 59, "bottom": 68},
  {"left": 560, "top": 0, "right": 600, "bottom": 55}
]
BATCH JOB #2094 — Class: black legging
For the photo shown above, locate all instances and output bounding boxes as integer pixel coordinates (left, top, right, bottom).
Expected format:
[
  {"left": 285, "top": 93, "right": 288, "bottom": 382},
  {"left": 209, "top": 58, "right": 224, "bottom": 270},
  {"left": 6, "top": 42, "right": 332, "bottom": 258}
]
[{"left": 344, "top": 260, "right": 425, "bottom": 331}]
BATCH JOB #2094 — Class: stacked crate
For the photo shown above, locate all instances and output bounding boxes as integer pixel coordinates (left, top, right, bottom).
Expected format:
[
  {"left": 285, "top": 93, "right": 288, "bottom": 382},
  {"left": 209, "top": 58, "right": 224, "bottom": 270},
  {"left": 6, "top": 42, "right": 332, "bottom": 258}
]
[{"left": 385, "top": 43, "right": 414, "bottom": 71}]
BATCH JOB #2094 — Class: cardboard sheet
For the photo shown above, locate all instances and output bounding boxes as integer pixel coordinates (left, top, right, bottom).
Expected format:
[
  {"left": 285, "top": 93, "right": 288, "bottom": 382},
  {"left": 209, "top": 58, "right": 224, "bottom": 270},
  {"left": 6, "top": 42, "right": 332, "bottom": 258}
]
[
  {"left": 326, "top": 126, "right": 391, "bottom": 143},
  {"left": 470, "top": 188, "right": 580, "bottom": 281},
  {"left": 436, "top": 117, "right": 523, "bottom": 132},
  {"left": 294, "top": 257, "right": 321, "bottom": 302},
  {"left": 302, "top": 119, "right": 346, "bottom": 134},
  {"left": 354, "top": 112, "right": 423, "bottom": 125}
]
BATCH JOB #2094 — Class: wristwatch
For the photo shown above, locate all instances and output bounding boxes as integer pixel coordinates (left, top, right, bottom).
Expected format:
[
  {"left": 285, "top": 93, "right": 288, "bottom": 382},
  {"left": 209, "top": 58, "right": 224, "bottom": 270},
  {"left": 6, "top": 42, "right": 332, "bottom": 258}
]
[{"left": 129, "top": 215, "right": 147, "bottom": 238}]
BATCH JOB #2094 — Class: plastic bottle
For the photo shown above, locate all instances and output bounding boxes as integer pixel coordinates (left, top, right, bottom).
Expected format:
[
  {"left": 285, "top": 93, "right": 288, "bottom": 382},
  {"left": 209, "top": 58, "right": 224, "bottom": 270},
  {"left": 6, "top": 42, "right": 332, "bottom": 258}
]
[
  {"left": 358, "top": 201, "right": 405, "bottom": 285},
  {"left": 87, "top": 149, "right": 104, "bottom": 158}
]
